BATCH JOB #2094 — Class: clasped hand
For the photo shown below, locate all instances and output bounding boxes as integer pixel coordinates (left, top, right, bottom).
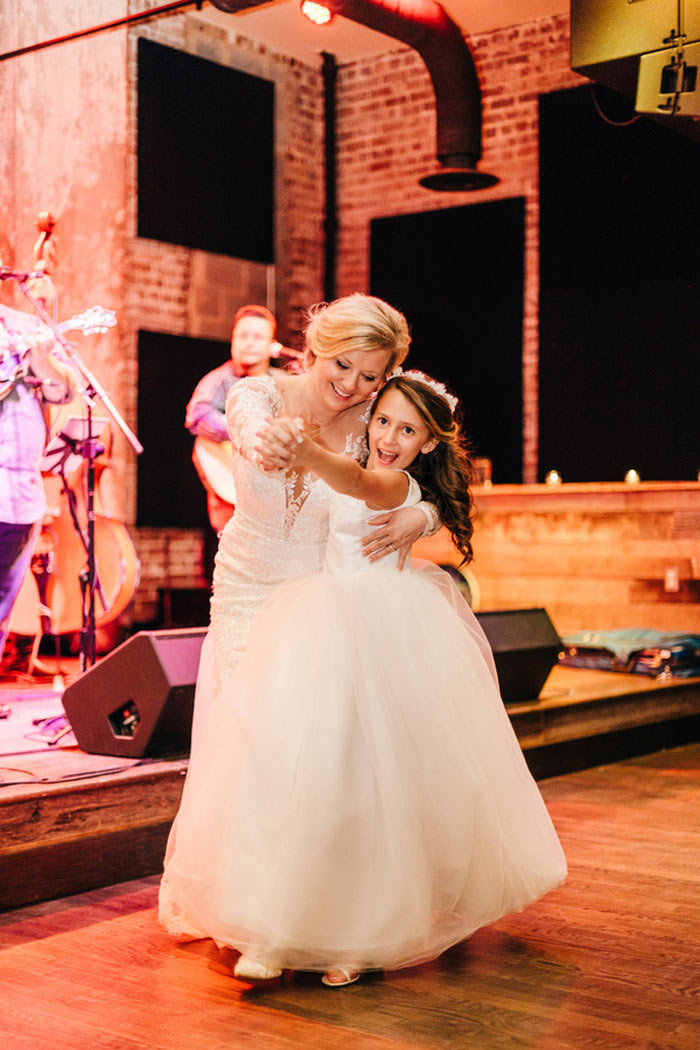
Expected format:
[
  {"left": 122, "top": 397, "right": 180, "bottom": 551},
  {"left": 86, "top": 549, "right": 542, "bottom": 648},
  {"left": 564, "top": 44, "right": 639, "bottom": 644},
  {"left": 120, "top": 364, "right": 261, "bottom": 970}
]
[
  {"left": 254, "top": 414, "right": 425, "bottom": 568},
  {"left": 255, "top": 414, "right": 306, "bottom": 472}
]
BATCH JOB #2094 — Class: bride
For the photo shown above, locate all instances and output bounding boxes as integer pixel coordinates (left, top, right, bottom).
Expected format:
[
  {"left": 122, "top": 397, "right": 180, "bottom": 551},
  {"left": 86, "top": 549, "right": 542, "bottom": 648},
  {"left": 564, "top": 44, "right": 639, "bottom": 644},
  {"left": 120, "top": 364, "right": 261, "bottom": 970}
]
[{"left": 159, "top": 294, "right": 435, "bottom": 953}]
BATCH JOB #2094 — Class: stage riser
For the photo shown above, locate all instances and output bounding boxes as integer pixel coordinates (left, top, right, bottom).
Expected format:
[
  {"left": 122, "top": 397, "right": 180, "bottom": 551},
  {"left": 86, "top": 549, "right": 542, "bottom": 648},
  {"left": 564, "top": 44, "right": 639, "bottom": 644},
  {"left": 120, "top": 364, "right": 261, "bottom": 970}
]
[
  {"left": 0, "top": 765, "right": 187, "bottom": 912},
  {"left": 1, "top": 824, "right": 171, "bottom": 912},
  {"left": 524, "top": 713, "right": 700, "bottom": 780},
  {"left": 512, "top": 680, "right": 700, "bottom": 749}
]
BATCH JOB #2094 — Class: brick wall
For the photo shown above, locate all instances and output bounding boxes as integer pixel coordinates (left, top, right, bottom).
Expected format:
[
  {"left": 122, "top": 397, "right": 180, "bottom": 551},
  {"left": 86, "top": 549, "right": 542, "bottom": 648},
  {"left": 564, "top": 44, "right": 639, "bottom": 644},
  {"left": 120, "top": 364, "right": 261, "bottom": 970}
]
[
  {"left": 335, "top": 13, "right": 584, "bottom": 482},
  {"left": 2, "top": 5, "right": 590, "bottom": 632},
  {"left": 130, "top": 527, "right": 207, "bottom": 626},
  {"left": 125, "top": 13, "right": 586, "bottom": 627},
  {"left": 121, "top": 10, "right": 325, "bottom": 626}
]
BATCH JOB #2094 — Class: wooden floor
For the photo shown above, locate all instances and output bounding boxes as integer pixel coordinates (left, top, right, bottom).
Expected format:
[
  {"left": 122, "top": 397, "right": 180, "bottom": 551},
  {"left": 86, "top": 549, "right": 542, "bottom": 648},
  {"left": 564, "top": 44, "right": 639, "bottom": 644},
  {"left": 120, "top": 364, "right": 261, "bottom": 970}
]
[
  {"left": 2, "top": 743, "right": 699, "bottom": 1050},
  {"left": 1, "top": 662, "right": 700, "bottom": 912}
]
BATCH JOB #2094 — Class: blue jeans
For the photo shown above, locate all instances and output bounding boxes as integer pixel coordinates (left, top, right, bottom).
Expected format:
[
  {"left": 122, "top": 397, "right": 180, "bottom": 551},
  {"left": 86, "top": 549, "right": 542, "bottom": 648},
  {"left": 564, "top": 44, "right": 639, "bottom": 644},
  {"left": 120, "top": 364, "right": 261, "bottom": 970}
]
[{"left": 0, "top": 521, "right": 39, "bottom": 661}]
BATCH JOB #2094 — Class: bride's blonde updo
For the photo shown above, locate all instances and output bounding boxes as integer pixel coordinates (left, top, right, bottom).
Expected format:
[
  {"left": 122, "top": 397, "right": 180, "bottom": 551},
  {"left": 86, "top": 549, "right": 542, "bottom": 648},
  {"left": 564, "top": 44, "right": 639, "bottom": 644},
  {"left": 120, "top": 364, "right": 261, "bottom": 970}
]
[{"left": 304, "top": 293, "right": 410, "bottom": 375}]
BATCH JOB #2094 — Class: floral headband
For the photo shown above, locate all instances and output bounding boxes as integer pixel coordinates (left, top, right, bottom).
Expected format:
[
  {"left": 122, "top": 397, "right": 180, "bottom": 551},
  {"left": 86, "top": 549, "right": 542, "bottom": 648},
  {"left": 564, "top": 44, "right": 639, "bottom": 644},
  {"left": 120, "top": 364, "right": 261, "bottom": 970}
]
[{"left": 387, "top": 367, "right": 459, "bottom": 415}]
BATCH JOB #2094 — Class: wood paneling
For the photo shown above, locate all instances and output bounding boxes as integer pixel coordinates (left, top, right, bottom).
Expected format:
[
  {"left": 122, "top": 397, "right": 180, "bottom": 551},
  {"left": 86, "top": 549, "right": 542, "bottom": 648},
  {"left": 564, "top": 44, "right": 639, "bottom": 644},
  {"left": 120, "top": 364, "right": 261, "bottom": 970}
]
[{"left": 415, "top": 482, "right": 700, "bottom": 634}]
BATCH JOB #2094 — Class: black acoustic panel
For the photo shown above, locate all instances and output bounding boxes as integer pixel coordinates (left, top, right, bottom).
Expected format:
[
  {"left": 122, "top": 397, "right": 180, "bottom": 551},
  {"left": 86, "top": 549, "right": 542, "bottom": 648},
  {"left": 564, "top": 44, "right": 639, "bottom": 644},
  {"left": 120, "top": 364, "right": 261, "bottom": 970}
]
[
  {"left": 62, "top": 629, "right": 207, "bottom": 758},
  {"left": 137, "top": 37, "right": 274, "bottom": 261},
  {"left": 539, "top": 84, "right": 700, "bottom": 482},
  {"left": 476, "top": 608, "right": 561, "bottom": 704},
  {"left": 370, "top": 199, "right": 525, "bottom": 483},
  {"left": 137, "top": 330, "right": 228, "bottom": 528}
]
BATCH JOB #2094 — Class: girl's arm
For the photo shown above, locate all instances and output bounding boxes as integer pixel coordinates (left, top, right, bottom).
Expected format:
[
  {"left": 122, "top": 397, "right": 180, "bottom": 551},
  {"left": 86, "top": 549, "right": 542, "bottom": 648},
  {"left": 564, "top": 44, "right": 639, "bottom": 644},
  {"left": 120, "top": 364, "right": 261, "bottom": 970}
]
[{"left": 295, "top": 425, "right": 409, "bottom": 510}]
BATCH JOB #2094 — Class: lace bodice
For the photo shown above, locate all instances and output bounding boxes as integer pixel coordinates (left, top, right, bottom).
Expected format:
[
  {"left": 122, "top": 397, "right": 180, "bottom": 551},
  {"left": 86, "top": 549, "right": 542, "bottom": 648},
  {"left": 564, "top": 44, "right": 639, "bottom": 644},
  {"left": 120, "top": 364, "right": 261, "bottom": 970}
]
[
  {"left": 209, "top": 374, "right": 372, "bottom": 674},
  {"left": 219, "top": 375, "right": 334, "bottom": 585},
  {"left": 324, "top": 474, "right": 422, "bottom": 575}
]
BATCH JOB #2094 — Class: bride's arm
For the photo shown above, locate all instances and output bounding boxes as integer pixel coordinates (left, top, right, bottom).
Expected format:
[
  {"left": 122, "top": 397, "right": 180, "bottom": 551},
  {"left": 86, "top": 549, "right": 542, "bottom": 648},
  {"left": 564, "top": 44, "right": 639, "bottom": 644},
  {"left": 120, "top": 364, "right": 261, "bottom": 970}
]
[
  {"left": 361, "top": 505, "right": 438, "bottom": 569},
  {"left": 225, "top": 376, "right": 279, "bottom": 464}
]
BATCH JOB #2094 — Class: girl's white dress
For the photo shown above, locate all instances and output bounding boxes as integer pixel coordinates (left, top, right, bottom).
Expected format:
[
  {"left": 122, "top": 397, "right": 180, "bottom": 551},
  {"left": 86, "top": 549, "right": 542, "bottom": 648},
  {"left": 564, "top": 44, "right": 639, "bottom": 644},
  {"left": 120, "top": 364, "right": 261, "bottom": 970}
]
[{"left": 160, "top": 378, "right": 567, "bottom": 970}]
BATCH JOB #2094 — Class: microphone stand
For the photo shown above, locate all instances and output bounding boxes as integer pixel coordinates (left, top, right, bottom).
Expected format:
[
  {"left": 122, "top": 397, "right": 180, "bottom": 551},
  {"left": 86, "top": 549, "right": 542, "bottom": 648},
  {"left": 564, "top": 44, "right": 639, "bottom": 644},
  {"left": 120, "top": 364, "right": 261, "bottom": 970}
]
[
  {"left": 39, "top": 419, "right": 109, "bottom": 670},
  {"left": 15, "top": 275, "right": 143, "bottom": 457},
  {"left": 10, "top": 272, "right": 142, "bottom": 676},
  {"left": 83, "top": 396, "right": 99, "bottom": 668}
]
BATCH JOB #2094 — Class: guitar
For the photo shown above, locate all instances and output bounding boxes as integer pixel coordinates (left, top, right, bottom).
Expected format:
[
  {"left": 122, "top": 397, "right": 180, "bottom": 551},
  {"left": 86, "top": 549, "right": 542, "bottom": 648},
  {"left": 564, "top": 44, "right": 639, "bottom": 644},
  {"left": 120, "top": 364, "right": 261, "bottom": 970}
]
[
  {"left": 0, "top": 305, "right": 117, "bottom": 400},
  {"left": 57, "top": 305, "right": 117, "bottom": 336},
  {"left": 193, "top": 435, "right": 237, "bottom": 507}
]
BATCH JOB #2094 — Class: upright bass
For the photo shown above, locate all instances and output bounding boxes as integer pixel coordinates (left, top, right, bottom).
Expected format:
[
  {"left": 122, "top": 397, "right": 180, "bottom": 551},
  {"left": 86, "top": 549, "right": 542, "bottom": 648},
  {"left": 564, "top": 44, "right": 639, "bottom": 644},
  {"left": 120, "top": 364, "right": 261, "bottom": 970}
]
[
  {"left": 8, "top": 214, "right": 140, "bottom": 658},
  {"left": 9, "top": 402, "right": 140, "bottom": 648}
]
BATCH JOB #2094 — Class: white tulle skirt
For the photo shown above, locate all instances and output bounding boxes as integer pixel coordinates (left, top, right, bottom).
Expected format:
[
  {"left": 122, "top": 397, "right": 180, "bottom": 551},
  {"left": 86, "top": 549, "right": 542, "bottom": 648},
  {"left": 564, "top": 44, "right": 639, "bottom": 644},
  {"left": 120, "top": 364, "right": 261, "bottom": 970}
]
[{"left": 159, "top": 561, "right": 567, "bottom": 972}]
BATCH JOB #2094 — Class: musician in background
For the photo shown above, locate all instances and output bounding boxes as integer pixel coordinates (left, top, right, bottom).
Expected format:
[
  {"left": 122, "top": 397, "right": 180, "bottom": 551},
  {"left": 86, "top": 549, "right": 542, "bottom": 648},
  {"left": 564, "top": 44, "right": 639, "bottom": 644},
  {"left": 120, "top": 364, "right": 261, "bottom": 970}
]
[
  {"left": 186, "top": 304, "right": 280, "bottom": 535},
  {"left": 0, "top": 302, "right": 75, "bottom": 665}
]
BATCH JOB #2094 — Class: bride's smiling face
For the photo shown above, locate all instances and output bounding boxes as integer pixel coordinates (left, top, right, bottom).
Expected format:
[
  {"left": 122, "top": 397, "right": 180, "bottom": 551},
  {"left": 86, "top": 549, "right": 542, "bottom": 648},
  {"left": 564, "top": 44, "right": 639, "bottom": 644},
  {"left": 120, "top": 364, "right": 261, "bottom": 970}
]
[{"left": 310, "top": 348, "right": 391, "bottom": 415}]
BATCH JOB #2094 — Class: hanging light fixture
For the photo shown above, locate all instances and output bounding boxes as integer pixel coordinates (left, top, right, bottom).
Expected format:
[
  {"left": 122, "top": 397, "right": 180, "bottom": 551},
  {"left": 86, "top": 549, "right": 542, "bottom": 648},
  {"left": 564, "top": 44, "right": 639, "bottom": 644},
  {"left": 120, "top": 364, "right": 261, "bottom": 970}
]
[{"left": 301, "top": 1, "right": 334, "bottom": 25}]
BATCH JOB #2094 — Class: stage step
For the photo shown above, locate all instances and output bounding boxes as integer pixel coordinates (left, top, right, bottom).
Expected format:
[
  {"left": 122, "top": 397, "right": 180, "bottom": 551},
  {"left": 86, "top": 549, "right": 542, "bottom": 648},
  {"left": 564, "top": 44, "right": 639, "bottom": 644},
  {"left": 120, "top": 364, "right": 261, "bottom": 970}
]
[{"left": 510, "top": 664, "right": 700, "bottom": 777}]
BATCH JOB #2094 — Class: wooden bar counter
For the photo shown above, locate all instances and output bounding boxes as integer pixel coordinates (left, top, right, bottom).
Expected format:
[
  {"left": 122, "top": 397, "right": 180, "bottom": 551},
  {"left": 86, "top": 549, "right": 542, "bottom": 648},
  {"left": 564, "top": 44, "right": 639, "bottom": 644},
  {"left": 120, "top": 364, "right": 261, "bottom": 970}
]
[{"left": 413, "top": 481, "right": 700, "bottom": 636}]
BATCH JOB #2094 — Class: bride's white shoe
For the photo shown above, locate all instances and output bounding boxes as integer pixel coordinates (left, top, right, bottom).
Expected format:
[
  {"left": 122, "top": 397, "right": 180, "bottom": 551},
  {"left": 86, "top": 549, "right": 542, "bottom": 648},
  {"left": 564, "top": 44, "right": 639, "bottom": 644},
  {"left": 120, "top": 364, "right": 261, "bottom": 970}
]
[{"left": 233, "top": 954, "right": 283, "bottom": 981}]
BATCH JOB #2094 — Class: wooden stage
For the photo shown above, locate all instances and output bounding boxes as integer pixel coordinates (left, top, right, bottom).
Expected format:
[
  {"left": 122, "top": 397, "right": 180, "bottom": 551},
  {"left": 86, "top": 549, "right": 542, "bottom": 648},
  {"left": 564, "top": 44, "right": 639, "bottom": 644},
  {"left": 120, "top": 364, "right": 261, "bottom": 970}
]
[
  {"left": 1, "top": 658, "right": 700, "bottom": 916},
  {"left": 3, "top": 741, "right": 699, "bottom": 1050}
]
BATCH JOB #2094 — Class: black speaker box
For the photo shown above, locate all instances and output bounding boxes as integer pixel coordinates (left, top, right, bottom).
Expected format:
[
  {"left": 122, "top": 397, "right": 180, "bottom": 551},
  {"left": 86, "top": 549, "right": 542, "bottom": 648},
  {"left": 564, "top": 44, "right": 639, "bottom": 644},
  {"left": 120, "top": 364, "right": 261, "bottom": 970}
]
[
  {"left": 475, "top": 608, "right": 561, "bottom": 704},
  {"left": 61, "top": 629, "right": 207, "bottom": 758}
]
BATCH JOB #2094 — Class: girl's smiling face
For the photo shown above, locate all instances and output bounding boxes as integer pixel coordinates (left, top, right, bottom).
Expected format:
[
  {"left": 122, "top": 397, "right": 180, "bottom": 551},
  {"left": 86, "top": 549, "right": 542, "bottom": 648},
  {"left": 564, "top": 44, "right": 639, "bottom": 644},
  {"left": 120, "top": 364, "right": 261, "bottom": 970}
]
[{"left": 367, "top": 387, "right": 438, "bottom": 471}]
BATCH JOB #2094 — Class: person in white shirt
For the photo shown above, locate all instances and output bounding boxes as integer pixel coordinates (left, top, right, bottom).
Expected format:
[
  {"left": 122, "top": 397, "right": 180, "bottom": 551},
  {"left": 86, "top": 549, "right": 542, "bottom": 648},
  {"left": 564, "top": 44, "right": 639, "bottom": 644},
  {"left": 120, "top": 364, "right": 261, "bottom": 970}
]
[{"left": 0, "top": 305, "right": 74, "bottom": 663}]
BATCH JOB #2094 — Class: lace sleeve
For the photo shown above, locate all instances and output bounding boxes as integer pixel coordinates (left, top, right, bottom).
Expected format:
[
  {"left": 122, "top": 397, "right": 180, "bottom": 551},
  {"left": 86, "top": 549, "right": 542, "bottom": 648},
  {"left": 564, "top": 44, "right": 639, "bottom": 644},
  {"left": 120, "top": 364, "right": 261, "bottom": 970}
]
[
  {"left": 401, "top": 473, "right": 441, "bottom": 535},
  {"left": 416, "top": 501, "right": 442, "bottom": 537},
  {"left": 225, "top": 375, "right": 282, "bottom": 463},
  {"left": 342, "top": 400, "right": 372, "bottom": 463}
]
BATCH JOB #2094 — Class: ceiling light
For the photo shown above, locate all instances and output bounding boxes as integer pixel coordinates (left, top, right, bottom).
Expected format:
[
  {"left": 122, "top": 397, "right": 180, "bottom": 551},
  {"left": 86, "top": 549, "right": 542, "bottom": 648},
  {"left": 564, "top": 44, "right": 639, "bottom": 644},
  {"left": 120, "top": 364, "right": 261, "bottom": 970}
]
[{"left": 301, "top": 1, "right": 333, "bottom": 26}]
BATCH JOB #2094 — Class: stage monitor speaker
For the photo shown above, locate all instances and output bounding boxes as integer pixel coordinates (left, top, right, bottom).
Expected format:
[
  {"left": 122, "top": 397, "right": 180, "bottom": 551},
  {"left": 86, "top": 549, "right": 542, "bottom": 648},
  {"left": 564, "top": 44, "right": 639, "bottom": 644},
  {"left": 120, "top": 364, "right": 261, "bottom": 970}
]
[
  {"left": 61, "top": 628, "right": 207, "bottom": 758},
  {"left": 475, "top": 608, "right": 561, "bottom": 704}
]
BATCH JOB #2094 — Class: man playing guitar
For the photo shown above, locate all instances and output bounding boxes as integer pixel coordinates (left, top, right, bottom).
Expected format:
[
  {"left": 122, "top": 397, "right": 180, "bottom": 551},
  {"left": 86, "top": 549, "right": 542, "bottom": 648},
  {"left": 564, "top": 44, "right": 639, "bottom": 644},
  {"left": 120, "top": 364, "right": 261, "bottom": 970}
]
[{"left": 186, "top": 304, "right": 282, "bottom": 536}]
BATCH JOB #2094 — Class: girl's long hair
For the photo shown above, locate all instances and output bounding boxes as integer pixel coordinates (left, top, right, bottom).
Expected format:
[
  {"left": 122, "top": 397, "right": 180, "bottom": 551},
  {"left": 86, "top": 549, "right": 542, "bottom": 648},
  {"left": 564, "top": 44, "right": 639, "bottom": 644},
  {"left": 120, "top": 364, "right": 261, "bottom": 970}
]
[{"left": 371, "top": 375, "right": 475, "bottom": 564}]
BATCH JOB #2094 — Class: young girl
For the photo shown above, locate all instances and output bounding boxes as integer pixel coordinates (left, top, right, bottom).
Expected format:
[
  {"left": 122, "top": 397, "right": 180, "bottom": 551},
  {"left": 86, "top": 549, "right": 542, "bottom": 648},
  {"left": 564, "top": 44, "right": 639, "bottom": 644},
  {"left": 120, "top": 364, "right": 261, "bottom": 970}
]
[{"left": 166, "top": 371, "right": 567, "bottom": 987}]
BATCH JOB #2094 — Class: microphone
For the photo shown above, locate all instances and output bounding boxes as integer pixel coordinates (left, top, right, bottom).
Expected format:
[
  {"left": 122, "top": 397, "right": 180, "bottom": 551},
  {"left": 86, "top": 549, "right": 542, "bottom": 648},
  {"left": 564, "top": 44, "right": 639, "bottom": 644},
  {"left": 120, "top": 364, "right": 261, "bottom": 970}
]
[
  {"left": 0, "top": 267, "right": 42, "bottom": 282},
  {"left": 271, "top": 341, "right": 304, "bottom": 360}
]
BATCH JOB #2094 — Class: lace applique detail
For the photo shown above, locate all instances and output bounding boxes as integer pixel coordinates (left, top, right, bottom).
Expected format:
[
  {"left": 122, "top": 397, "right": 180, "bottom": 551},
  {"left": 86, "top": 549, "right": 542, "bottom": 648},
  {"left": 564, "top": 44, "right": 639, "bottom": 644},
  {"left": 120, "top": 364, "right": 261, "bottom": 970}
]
[
  {"left": 283, "top": 469, "right": 314, "bottom": 536},
  {"left": 342, "top": 400, "right": 371, "bottom": 465},
  {"left": 159, "top": 871, "right": 209, "bottom": 938},
  {"left": 417, "top": 500, "right": 441, "bottom": 537},
  {"left": 283, "top": 397, "right": 370, "bottom": 533}
]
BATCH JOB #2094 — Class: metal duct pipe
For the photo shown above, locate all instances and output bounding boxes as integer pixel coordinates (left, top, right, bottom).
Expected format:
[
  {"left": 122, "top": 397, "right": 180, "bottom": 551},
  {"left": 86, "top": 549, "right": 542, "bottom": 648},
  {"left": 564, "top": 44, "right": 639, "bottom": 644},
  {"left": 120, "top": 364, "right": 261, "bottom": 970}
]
[
  {"left": 211, "top": 0, "right": 498, "bottom": 191},
  {"left": 210, "top": 0, "right": 269, "bottom": 9},
  {"left": 322, "top": 52, "right": 339, "bottom": 299},
  {"left": 326, "top": 0, "right": 498, "bottom": 190}
]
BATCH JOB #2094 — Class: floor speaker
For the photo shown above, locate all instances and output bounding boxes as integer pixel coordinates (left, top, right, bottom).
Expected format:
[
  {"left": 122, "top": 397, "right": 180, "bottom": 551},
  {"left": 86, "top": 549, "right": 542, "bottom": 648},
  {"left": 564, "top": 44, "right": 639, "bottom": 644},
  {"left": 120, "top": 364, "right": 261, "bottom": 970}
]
[
  {"left": 475, "top": 608, "right": 561, "bottom": 703},
  {"left": 61, "top": 628, "right": 207, "bottom": 758}
]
